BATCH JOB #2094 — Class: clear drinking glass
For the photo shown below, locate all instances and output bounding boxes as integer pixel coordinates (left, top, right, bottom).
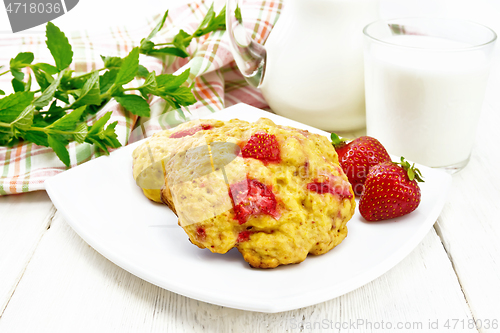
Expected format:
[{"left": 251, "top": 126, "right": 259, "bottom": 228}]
[{"left": 363, "top": 18, "right": 496, "bottom": 173}]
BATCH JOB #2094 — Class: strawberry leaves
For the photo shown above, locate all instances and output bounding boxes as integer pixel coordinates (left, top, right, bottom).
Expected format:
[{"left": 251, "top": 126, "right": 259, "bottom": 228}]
[
  {"left": 330, "top": 132, "right": 347, "bottom": 149},
  {"left": 395, "top": 156, "right": 424, "bottom": 182}
]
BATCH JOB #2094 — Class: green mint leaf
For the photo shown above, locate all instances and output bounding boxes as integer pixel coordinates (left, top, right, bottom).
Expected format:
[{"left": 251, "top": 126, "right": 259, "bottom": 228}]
[
  {"left": 22, "top": 130, "right": 48, "bottom": 147},
  {"left": 10, "top": 67, "right": 24, "bottom": 81},
  {"left": 46, "top": 22, "right": 73, "bottom": 71},
  {"left": 76, "top": 87, "right": 101, "bottom": 107},
  {"left": 34, "top": 70, "right": 65, "bottom": 108},
  {"left": 172, "top": 30, "right": 191, "bottom": 54},
  {"left": 82, "top": 104, "right": 103, "bottom": 116},
  {"left": 166, "top": 100, "right": 186, "bottom": 120},
  {"left": 72, "top": 71, "right": 101, "bottom": 107},
  {"left": 100, "top": 121, "right": 121, "bottom": 148},
  {"left": 37, "top": 101, "right": 66, "bottom": 125},
  {"left": 33, "top": 63, "right": 58, "bottom": 75},
  {"left": 73, "top": 123, "right": 88, "bottom": 144},
  {"left": 0, "top": 131, "right": 13, "bottom": 145},
  {"left": 33, "top": 68, "right": 52, "bottom": 90},
  {"left": 86, "top": 111, "right": 112, "bottom": 137},
  {"left": 0, "top": 89, "right": 5, "bottom": 95},
  {"left": 137, "top": 65, "right": 149, "bottom": 79},
  {"left": 146, "top": 47, "right": 189, "bottom": 58},
  {"left": 139, "top": 40, "right": 155, "bottom": 54},
  {"left": 138, "top": 89, "right": 149, "bottom": 100},
  {"left": 197, "top": 3, "right": 216, "bottom": 33},
  {"left": 11, "top": 105, "right": 35, "bottom": 131},
  {"left": 195, "top": 4, "right": 226, "bottom": 37},
  {"left": 49, "top": 105, "right": 86, "bottom": 131},
  {"left": 47, "top": 134, "right": 70, "bottom": 166},
  {"left": 156, "top": 69, "right": 190, "bottom": 91},
  {"left": 115, "top": 47, "right": 139, "bottom": 86},
  {"left": 10, "top": 52, "right": 34, "bottom": 68},
  {"left": 138, "top": 71, "right": 157, "bottom": 98},
  {"left": 54, "top": 91, "right": 69, "bottom": 104},
  {"left": 33, "top": 114, "right": 49, "bottom": 127},
  {"left": 208, "top": 5, "right": 226, "bottom": 31},
  {"left": 85, "top": 112, "right": 122, "bottom": 153},
  {"left": 101, "top": 56, "right": 123, "bottom": 69},
  {"left": 86, "top": 137, "right": 107, "bottom": 152},
  {"left": 12, "top": 78, "right": 25, "bottom": 92},
  {"left": 235, "top": 5, "right": 242, "bottom": 23},
  {"left": 141, "top": 71, "right": 157, "bottom": 94},
  {"left": 0, "top": 91, "right": 35, "bottom": 123},
  {"left": 144, "top": 11, "right": 169, "bottom": 43},
  {"left": 115, "top": 95, "right": 151, "bottom": 117},
  {"left": 61, "top": 73, "right": 86, "bottom": 90},
  {"left": 99, "top": 69, "right": 118, "bottom": 94},
  {"left": 25, "top": 73, "right": 32, "bottom": 91},
  {"left": 138, "top": 10, "right": 168, "bottom": 55},
  {"left": 163, "top": 86, "right": 196, "bottom": 106}
]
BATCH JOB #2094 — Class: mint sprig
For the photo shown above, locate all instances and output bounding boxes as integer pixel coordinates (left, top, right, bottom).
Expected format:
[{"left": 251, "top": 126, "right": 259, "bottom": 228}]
[
  {"left": 140, "top": 4, "right": 226, "bottom": 58},
  {"left": 0, "top": 8, "right": 224, "bottom": 167}
]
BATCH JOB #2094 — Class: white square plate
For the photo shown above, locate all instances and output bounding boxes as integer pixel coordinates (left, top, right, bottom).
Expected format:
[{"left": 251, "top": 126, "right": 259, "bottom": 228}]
[{"left": 46, "top": 103, "right": 452, "bottom": 313}]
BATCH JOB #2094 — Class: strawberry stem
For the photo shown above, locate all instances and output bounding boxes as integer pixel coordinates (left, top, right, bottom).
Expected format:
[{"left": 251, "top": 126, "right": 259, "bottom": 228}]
[
  {"left": 396, "top": 156, "right": 424, "bottom": 182},
  {"left": 330, "top": 133, "right": 347, "bottom": 149}
]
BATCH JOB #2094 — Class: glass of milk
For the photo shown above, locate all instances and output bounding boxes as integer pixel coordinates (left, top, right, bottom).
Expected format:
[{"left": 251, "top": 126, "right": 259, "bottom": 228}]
[{"left": 363, "top": 18, "right": 496, "bottom": 172}]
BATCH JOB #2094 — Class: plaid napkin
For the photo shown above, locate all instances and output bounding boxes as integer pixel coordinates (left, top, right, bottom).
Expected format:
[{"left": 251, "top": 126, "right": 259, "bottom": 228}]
[{"left": 0, "top": 0, "right": 282, "bottom": 195}]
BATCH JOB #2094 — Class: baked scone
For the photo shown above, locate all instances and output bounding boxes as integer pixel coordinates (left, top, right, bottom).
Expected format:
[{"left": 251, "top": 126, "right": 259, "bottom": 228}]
[{"left": 133, "top": 118, "right": 356, "bottom": 268}]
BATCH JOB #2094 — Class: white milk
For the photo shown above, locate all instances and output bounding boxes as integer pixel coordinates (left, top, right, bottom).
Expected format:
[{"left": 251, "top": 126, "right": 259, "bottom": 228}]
[
  {"left": 261, "top": 0, "right": 380, "bottom": 131},
  {"left": 364, "top": 35, "right": 491, "bottom": 167}
]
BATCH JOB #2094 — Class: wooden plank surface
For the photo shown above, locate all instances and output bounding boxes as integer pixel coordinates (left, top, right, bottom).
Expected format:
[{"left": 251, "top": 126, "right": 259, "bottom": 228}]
[
  {"left": 434, "top": 58, "right": 500, "bottom": 333},
  {"left": 0, "top": 191, "right": 54, "bottom": 315},
  {"left": 0, "top": 210, "right": 475, "bottom": 332}
]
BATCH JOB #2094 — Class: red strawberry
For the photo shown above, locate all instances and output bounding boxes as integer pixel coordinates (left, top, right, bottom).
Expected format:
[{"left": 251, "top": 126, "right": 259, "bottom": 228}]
[
  {"left": 359, "top": 157, "right": 424, "bottom": 222},
  {"left": 241, "top": 132, "right": 280, "bottom": 163},
  {"left": 237, "top": 230, "right": 253, "bottom": 242},
  {"left": 170, "top": 124, "right": 213, "bottom": 138},
  {"left": 229, "top": 178, "right": 279, "bottom": 224},
  {"left": 331, "top": 133, "right": 391, "bottom": 196}
]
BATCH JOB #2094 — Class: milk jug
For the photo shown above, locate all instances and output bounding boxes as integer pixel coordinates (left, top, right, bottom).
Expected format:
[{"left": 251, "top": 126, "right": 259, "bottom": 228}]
[{"left": 226, "top": 0, "right": 380, "bottom": 131}]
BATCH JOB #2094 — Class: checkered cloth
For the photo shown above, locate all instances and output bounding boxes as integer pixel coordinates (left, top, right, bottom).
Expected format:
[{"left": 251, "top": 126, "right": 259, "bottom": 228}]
[{"left": 0, "top": 0, "right": 282, "bottom": 195}]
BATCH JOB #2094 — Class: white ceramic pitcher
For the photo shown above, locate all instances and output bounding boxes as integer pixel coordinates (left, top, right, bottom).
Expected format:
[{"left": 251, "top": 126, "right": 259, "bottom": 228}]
[{"left": 226, "top": 0, "right": 379, "bottom": 131}]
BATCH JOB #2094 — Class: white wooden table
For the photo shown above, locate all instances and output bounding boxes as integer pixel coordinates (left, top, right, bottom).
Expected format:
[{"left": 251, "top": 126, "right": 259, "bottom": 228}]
[{"left": 1, "top": 0, "right": 500, "bottom": 332}]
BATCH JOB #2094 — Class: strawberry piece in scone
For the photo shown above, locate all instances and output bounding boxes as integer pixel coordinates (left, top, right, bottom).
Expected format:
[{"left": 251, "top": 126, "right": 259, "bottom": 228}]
[
  {"left": 170, "top": 124, "right": 213, "bottom": 138},
  {"left": 229, "top": 178, "right": 279, "bottom": 224},
  {"left": 241, "top": 133, "right": 280, "bottom": 163}
]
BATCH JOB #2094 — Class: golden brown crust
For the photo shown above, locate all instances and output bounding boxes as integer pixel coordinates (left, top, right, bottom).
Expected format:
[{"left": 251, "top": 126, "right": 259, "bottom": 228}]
[{"left": 160, "top": 182, "right": 177, "bottom": 215}]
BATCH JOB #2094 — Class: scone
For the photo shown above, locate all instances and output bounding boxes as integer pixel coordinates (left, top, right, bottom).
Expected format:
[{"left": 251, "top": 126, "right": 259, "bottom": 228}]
[{"left": 133, "top": 118, "right": 356, "bottom": 268}]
